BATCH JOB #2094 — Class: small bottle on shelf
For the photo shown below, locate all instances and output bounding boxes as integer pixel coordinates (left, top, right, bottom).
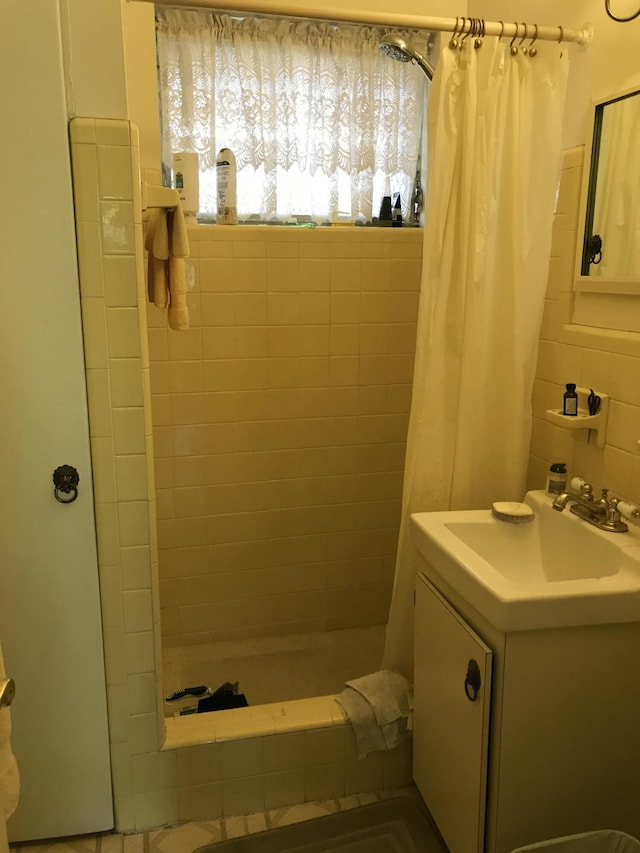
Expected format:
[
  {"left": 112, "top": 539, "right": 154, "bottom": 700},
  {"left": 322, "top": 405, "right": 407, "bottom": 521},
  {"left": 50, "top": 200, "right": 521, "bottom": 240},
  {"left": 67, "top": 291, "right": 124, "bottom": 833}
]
[{"left": 563, "top": 383, "right": 578, "bottom": 416}]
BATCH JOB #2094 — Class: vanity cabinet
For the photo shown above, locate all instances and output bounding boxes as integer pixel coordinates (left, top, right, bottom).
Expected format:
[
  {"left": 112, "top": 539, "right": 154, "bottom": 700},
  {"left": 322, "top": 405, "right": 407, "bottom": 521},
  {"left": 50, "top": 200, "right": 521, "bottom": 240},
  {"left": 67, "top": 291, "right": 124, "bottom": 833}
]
[
  {"left": 414, "top": 574, "right": 493, "bottom": 853},
  {"left": 413, "top": 567, "right": 640, "bottom": 853}
]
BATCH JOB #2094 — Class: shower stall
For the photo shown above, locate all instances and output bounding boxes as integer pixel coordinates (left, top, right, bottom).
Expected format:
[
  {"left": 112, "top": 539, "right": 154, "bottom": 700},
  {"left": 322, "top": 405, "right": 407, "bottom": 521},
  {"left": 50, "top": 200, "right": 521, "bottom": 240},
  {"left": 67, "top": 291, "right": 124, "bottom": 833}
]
[
  {"left": 150, "top": 225, "right": 424, "bottom": 712},
  {"left": 69, "top": 116, "right": 419, "bottom": 831}
]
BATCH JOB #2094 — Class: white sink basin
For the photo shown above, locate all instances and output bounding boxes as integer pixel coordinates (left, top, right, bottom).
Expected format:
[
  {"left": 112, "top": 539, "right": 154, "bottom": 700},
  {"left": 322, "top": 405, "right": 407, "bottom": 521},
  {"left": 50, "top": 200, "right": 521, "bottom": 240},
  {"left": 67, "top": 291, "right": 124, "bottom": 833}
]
[{"left": 411, "top": 490, "right": 640, "bottom": 631}]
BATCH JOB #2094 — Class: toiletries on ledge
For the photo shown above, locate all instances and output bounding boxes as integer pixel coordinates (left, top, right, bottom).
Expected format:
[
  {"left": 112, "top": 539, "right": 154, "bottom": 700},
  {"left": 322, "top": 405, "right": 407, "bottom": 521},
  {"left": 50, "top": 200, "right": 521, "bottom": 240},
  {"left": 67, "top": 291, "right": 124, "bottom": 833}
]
[{"left": 563, "top": 383, "right": 578, "bottom": 416}]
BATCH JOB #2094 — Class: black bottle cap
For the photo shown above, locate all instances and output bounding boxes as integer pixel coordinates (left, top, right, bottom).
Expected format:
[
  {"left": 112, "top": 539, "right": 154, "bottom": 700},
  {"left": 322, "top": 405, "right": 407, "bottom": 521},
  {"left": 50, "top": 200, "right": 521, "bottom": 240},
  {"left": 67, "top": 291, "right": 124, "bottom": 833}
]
[
  {"left": 550, "top": 462, "right": 567, "bottom": 473},
  {"left": 566, "top": 383, "right": 576, "bottom": 392}
]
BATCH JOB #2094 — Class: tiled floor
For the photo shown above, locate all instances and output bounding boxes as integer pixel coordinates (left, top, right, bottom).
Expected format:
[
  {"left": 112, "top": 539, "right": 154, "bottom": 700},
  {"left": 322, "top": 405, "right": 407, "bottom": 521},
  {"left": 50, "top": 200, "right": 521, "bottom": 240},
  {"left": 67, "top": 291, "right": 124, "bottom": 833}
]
[
  {"left": 163, "top": 626, "right": 386, "bottom": 714},
  {"left": 11, "top": 788, "right": 422, "bottom": 853}
]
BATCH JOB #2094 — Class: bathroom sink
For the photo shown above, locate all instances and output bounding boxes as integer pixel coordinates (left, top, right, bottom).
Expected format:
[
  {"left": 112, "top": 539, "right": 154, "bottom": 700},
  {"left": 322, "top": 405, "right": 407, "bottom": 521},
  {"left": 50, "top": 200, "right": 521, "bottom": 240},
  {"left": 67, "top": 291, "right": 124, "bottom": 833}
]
[{"left": 411, "top": 490, "right": 640, "bottom": 631}]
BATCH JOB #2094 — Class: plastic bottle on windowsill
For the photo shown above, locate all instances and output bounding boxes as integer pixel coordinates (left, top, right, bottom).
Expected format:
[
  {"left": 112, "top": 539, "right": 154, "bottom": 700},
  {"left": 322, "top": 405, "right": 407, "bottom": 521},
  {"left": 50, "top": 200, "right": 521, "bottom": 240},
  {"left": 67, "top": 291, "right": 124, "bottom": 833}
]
[
  {"left": 216, "top": 148, "right": 238, "bottom": 225},
  {"left": 378, "top": 176, "right": 392, "bottom": 226}
]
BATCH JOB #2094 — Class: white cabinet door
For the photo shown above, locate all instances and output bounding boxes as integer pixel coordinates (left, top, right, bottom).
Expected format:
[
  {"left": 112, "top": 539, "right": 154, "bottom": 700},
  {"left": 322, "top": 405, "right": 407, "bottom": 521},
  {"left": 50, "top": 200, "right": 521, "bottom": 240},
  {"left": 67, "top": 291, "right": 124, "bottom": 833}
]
[
  {"left": 413, "top": 573, "right": 492, "bottom": 853},
  {"left": 0, "top": 0, "right": 113, "bottom": 840}
]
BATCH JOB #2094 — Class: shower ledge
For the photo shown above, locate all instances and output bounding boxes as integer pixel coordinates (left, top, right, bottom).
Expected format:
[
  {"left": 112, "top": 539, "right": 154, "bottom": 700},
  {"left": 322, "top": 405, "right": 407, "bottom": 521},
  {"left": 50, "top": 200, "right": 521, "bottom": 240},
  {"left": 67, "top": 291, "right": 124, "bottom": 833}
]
[{"left": 163, "top": 694, "right": 347, "bottom": 749}]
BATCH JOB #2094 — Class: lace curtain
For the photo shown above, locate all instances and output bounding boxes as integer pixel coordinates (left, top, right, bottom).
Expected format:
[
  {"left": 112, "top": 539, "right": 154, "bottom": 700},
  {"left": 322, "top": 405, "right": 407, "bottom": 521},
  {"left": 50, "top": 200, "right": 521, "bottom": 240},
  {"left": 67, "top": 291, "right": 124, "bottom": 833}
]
[{"left": 156, "top": 10, "right": 429, "bottom": 221}]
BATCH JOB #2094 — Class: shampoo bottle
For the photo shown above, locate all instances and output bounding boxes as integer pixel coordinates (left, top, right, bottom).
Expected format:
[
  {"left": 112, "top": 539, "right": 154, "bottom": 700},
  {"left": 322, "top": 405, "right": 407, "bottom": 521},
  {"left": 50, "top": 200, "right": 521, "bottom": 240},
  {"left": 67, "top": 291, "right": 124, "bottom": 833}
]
[
  {"left": 563, "top": 383, "right": 578, "bottom": 416},
  {"left": 216, "top": 148, "right": 238, "bottom": 225}
]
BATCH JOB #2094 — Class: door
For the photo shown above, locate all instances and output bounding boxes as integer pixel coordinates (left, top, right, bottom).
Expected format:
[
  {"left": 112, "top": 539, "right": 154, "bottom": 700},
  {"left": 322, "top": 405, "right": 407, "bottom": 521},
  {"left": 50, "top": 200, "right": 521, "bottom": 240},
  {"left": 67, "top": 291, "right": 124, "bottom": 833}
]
[
  {"left": 413, "top": 573, "right": 492, "bottom": 853},
  {"left": 0, "top": 0, "right": 113, "bottom": 841},
  {"left": 0, "top": 648, "right": 16, "bottom": 853}
]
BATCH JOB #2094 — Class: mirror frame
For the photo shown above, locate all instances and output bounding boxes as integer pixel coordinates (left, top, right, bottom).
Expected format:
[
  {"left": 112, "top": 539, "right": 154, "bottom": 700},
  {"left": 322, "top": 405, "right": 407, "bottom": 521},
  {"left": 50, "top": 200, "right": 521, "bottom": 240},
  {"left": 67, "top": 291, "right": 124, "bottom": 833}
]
[{"left": 574, "top": 80, "right": 640, "bottom": 295}]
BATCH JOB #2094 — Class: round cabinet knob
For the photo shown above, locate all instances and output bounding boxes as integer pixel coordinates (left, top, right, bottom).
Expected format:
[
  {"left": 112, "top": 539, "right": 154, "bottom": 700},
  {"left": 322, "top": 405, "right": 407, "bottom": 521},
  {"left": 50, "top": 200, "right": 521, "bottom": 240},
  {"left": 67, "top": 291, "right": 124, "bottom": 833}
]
[{"left": 464, "top": 659, "right": 482, "bottom": 702}]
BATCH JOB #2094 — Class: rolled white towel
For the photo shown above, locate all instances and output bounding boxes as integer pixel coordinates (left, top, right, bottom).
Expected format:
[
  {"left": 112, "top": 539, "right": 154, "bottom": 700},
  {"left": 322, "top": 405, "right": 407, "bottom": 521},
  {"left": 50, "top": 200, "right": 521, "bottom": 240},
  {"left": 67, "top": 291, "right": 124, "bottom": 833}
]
[{"left": 335, "top": 670, "right": 413, "bottom": 758}]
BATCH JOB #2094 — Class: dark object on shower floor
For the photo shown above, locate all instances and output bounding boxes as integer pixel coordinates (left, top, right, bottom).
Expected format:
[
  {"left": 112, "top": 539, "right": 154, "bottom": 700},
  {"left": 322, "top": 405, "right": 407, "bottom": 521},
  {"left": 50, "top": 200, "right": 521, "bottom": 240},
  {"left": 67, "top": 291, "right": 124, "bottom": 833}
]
[
  {"left": 194, "top": 796, "right": 446, "bottom": 853},
  {"left": 196, "top": 692, "right": 248, "bottom": 713}
]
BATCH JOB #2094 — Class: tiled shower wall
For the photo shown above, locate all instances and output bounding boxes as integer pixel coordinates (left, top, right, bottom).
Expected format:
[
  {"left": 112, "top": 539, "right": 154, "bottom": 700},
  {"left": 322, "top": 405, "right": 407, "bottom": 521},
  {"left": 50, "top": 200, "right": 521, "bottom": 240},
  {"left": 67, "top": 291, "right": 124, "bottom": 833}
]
[
  {"left": 70, "top": 117, "right": 414, "bottom": 833},
  {"left": 528, "top": 147, "right": 640, "bottom": 505},
  {"left": 147, "top": 227, "right": 423, "bottom": 647}
]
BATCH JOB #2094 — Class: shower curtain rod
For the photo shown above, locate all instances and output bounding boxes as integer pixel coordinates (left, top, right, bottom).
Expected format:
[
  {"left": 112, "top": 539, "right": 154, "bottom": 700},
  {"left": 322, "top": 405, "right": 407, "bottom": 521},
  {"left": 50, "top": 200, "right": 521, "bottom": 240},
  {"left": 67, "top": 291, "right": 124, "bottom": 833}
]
[{"left": 141, "top": 0, "right": 593, "bottom": 46}]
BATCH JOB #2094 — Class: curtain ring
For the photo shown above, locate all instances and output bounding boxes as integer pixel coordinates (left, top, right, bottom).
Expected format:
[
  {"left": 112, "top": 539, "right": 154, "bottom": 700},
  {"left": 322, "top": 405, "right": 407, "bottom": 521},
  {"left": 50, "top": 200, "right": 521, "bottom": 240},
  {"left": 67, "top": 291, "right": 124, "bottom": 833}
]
[
  {"left": 450, "top": 16, "right": 461, "bottom": 50},
  {"left": 519, "top": 23, "right": 528, "bottom": 54},
  {"left": 460, "top": 17, "right": 473, "bottom": 47},
  {"left": 558, "top": 25, "right": 564, "bottom": 43},
  {"left": 528, "top": 24, "right": 538, "bottom": 57},
  {"left": 510, "top": 22, "right": 519, "bottom": 55},
  {"left": 498, "top": 20, "right": 505, "bottom": 41},
  {"left": 474, "top": 18, "right": 484, "bottom": 48}
]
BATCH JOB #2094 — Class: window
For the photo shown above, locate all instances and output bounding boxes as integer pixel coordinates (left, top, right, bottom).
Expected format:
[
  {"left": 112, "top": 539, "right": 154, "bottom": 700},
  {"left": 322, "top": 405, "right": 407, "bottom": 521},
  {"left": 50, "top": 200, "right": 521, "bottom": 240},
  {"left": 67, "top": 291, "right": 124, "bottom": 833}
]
[{"left": 156, "top": 9, "right": 430, "bottom": 223}]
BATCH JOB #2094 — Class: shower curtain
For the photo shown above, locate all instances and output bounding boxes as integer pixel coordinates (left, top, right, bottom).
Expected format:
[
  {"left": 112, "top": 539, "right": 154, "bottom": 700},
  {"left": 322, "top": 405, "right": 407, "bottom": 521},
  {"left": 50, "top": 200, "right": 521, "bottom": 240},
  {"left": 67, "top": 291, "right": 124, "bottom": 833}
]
[{"left": 383, "top": 38, "right": 568, "bottom": 678}]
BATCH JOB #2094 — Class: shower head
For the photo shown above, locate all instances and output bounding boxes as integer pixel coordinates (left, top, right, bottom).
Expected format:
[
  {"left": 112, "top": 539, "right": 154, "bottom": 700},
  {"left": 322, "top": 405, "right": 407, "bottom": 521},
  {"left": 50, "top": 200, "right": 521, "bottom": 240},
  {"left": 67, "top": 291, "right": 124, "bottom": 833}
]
[{"left": 379, "top": 34, "right": 435, "bottom": 81}]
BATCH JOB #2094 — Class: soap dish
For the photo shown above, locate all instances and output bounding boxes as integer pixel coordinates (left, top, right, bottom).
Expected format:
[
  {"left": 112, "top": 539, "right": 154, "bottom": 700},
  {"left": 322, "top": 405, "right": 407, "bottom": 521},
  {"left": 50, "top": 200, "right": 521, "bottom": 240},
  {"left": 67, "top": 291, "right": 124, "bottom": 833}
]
[{"left": 492, "top": 501, "right": 535, "bottom": 524}]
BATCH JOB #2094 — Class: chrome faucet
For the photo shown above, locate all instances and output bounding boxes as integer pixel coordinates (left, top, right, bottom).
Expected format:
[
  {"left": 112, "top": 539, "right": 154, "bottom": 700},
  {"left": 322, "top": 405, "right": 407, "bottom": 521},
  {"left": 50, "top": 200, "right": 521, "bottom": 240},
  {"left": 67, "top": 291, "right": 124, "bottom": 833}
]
[{"left": 552, "top": 481, "right": 629, "bottom": 533}]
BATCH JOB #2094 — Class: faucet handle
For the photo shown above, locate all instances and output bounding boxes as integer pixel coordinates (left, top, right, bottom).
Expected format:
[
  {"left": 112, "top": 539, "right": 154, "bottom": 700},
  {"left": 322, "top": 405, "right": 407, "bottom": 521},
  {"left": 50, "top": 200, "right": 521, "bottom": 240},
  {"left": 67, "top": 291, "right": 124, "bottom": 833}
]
[{"left": 570, "top": 476, "right": 592, "bottom": 496}]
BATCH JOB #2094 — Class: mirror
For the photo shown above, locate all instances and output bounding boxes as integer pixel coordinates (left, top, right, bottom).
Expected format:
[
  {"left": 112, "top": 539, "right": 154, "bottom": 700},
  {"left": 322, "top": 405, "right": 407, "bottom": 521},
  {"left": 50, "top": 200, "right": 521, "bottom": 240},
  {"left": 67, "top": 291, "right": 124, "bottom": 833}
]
[{"left": 581, "top": 88, "right": 640, "bottom": 278}]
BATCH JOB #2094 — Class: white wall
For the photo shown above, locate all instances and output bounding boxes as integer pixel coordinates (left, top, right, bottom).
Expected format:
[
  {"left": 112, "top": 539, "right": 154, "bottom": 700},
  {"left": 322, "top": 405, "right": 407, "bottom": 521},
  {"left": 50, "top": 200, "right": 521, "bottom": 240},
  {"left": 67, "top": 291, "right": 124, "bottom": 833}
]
[
  {"left": 469, "top": 0, "right": 640, "bottom": 149},
  {"left": 59, "top": 0, "right": 128, "bottom": 118}
]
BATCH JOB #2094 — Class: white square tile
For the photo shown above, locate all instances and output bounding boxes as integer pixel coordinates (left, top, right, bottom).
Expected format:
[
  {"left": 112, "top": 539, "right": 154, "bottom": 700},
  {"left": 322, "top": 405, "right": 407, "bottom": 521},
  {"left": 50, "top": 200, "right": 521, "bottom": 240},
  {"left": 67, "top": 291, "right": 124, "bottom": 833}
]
[
  {"left": 177, "top": 744, "right": 221, "bottom": 786},
  {"left": 104, "top": 256, "right": 138, "bottom": 307},
  {"left": 128, "top": 672, "right": 158, "bottom": 717},
  {"left": 115, "top": 454, "right": 149, "bottom": 502},
  {"left": 101, "top": 202, "right": 136, "bottom": 254},
  {"left": 124, "top": 588, "right": 154, "bottom": 635},
  {"left": 111, "top": 359, "right": 144, "bottom": 407},
  {"left": 305, "top": 763, "right": 345, "bottom": 801},
  {"left": 129, "top": 713, "right": 161, "bottom": 755},
  {"left": 86, "top": 369, "right": 113, "bottom": 437},
  {"left": 69, "top": 117, "right": 96, "bottom": 144},
  {"left": 176, "top": 787, "right": 224, "bottom": 823},
  {"left": 81, "top": 297, "right": 109, "bottom": 369},
  {"left": 71, "top": 143, "right": 100, "bottom": 222},
  {"left": 220, "top": 738, "right": 264, "bottom": 780},
  {"left": 98, "top": 145, "right": 134, "bottom": 200},
  {"left": 95, "top": 119, "right": 131, "bottom": 146},
  {"left": 132, "top": 789, "right": 179, "bottom": 831},
  {"left": 222, "top": 776, "right": 264, "bottom": 817},
  {"left": 76, "top": 222, "right": 104, "bottom": 296},
  {"left": 118, "top": 500, "right": 150, "bottom": 547},
  {"left": 113, "top": 407, "right": 147, "bottom": 455},
  {"left": 132, "top": 750, "right": 177, "bottom": 794},
  {"left": 264, "top": 769, "right": 305, "bottom": 810}
]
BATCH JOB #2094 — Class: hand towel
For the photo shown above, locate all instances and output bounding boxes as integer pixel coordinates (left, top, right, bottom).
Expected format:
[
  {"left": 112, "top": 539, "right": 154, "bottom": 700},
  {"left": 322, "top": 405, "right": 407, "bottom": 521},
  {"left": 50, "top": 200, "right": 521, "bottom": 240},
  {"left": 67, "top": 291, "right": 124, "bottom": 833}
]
[
  {"left": 335, "top": 669, "right": 413, "bottom": 758},
  {"left": 144, "top": 199, "right": 191, "bottom": 329},
  {"left": 0, "top": 650, "right": 19, "bottom": 820},
  {"left": 167, "top": 203, "right": 190, "bottom": 331},
  {"left": 145, "top": 209, "right": 169, "bottom": 309}
]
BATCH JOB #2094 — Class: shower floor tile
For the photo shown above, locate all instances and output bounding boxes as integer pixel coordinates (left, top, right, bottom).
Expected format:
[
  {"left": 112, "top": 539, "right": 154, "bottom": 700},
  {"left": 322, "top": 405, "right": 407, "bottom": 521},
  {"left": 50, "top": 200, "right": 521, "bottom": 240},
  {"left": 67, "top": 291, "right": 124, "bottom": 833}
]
[{"left": 163, "top": 625, "right": 386, "bottom": 714}]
